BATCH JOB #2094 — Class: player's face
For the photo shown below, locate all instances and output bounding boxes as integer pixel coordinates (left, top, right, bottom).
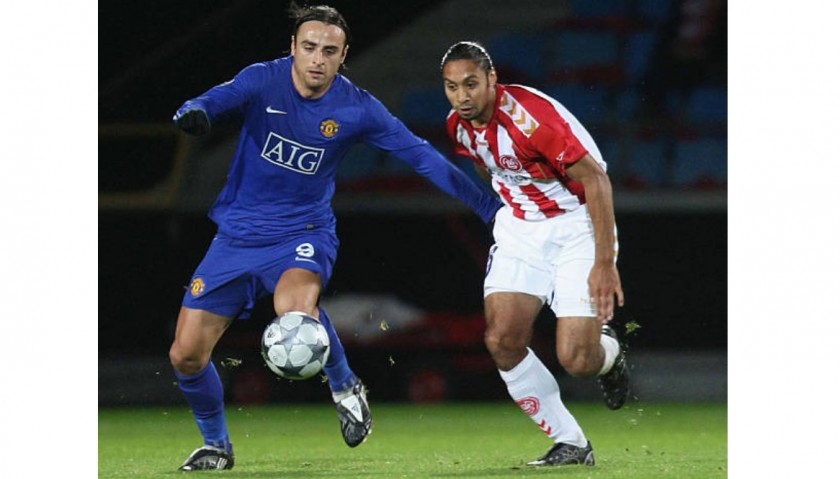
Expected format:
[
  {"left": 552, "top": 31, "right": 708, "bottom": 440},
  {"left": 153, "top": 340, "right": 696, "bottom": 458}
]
[
  {"left": 442, "top": 59, "right": 497, "bottom": 127},
  {"left": 291, "top": 20, "right": 348, "bottom": 99}
]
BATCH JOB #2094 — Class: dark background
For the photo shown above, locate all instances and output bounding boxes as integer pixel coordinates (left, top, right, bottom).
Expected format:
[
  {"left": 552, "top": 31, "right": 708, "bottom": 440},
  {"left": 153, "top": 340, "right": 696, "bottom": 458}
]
[
  {"left": 99, "top": 0, "right": 726, "bottom": 405},
  {"left": 99, "top": 0, "right": 447, "bottom": 122},
  {"left": 99, "top": 211, "right": 726, "bottom": 354}
]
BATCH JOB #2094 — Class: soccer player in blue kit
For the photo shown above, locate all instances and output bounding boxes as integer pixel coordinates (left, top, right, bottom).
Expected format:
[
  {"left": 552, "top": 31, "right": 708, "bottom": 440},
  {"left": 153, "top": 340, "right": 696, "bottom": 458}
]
[{"left": 168, "top": 3, "right": 501, "bottom": 472}]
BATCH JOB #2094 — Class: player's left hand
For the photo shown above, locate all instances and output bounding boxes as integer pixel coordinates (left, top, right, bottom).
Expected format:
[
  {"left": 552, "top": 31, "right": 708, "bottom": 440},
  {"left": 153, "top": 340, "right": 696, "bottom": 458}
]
[
  {"left": 588, "top": 262, "right": 624, "bottom": 324},
  {"left": 173, "top": 108, "right": 211, "bottom": 136}
]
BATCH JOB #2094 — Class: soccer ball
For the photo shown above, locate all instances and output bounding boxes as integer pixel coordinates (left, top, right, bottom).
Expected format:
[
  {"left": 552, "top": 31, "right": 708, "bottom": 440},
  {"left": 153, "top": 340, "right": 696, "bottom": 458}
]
[{"left": 261, "top": 312, "right": 331, "bottom": 380}]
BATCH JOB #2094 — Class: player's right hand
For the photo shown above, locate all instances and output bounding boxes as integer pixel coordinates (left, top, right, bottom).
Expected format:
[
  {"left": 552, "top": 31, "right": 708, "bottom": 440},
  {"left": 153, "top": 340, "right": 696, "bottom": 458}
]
[
  {"left": 173, "top": 108, "right": 211, "bottom": 136},
  {"left": 588, "top": 262, "right": 624, "bottom": 324}
]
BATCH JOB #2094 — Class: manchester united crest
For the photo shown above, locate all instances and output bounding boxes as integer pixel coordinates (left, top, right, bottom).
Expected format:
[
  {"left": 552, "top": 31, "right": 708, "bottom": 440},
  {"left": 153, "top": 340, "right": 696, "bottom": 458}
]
[
  {"left": 320, "top": 119, "right": 339, "bottom": 138},
  {"left": 189, "top": 277, "right": 205, "bottom": 296}
]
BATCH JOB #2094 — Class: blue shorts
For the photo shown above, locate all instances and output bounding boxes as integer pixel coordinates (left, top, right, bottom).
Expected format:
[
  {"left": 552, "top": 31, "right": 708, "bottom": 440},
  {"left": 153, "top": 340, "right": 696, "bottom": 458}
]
[{"left": 182, "top": 231, "right": 339, "bottom": 319}]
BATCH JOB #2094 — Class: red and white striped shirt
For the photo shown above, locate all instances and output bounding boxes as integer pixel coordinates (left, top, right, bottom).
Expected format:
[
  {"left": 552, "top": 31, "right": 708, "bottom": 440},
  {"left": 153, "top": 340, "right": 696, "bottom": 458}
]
[{"left": 446, "top": 84, "right": 606, "bottom": 221}]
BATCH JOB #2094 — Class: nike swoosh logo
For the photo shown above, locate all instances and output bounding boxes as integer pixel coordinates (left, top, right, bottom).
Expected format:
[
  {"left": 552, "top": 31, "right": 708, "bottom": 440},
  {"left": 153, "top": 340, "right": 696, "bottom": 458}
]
[{"left": 266, "top": 106, "right": 287, "bottom": 115}]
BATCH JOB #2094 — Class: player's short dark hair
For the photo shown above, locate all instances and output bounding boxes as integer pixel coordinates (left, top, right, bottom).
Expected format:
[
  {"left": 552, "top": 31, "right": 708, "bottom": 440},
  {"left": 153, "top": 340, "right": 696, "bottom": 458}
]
[
  {"left": 289, "top": 2, "right": 352, "bottom": 46},
  {"left": 440, "top": 41, "right": 494, "bottom": 72}
]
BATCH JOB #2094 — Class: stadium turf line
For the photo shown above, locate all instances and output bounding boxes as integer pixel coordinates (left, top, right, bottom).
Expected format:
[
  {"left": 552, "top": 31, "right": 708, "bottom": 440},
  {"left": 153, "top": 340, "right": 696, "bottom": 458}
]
[{"left": 99, "top": 402, "right": 726, "bottom": 478}]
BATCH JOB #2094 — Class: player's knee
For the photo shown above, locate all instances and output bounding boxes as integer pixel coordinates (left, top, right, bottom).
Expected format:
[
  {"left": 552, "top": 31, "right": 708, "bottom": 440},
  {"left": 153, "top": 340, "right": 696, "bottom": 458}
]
[
  {"left": 484, "top": 330, "right": 528, "bottom": 369},
  {"left": 484, "top": 330, "right": 523, "bottom": 354},
  {"left": 557, "top": 345, "right": 598, "bottom": 377},
  {"left": 559, "top": 356, "right": 590, "bottom": 377},
  {"left": 169, "top": 343, "right": 206, "bottom": 376}
]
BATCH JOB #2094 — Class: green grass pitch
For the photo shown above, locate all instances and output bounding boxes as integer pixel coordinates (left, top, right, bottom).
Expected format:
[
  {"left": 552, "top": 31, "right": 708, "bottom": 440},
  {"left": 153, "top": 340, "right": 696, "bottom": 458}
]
[{"left": 99, "top": 401, "right": 726, "bottom": 478}]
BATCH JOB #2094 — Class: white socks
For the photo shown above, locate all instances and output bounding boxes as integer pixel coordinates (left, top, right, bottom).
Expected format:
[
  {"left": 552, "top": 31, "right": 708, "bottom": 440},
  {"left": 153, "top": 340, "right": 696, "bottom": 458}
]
[
  {"left": 499, "top": 348, "right": 587, "bottom": 447},
  {"left": 598, "top": 333, "right": 620, "bottom": 376}
]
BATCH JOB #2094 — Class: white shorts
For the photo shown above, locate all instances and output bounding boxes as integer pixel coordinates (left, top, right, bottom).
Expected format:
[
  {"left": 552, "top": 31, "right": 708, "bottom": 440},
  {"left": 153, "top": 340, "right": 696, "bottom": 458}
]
[{"left": 484, "top": 206, "right": 618, "bottom": 318}]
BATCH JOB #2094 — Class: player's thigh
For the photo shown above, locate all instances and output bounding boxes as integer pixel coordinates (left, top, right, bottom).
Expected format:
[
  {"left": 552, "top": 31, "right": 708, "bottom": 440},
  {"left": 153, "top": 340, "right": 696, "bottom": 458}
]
[
  {"left": 545, "top": 211, "right": 598, "bottom": 318},
  {"left": 547, "top": 208, "right": 619, "bottom": 318},
  {"left": 485, "top": 291, "right": 543, "bottom": 344},
  {"left": 273, "top": 268, "right": 323, "bottom": 316},
  {"left": 556, "top": 316, "right": 601, "bottom": 357},
  {"left": 170, "top": 306, "right": 233, "bottom": 367},
  {"left": 265, "top": 232, "right": 337, "bottom": 316},
  {"left": 484, "top": 246, "right": 554, "bottom": 305},
  {"left": 548, "top": 258, "right": 597, "bottom": 318},
  {"left": 183, "top": 235, "right": 261, "bottom": 319}
]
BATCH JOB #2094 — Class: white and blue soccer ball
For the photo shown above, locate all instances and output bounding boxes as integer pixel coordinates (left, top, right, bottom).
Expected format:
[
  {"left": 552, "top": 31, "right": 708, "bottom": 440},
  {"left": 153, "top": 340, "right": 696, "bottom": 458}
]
[{"left": 261, "top": 312, "right": 330, "bottom": 380}]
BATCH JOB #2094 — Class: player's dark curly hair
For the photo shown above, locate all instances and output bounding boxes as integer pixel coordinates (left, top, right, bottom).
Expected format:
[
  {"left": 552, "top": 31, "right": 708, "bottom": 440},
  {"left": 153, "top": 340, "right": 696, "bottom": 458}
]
[
  {"left": 440, "top": 41, "right": 495, "bottom": 73},
  {"left": 288, "top": 2, "right": 352, "bottom": 46}
]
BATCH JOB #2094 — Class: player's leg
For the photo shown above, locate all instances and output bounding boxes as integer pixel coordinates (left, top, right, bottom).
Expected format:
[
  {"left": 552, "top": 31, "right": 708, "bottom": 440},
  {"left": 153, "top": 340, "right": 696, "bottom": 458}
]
[
  {"left": 169, "top": 306, "right": 235, "bottom": 471},
  {"left": 485, "top": 292, "right": 591, "bottom": 463},
  {"left": 273, "top": 267, "right": 371, "bottom": 447},
  {"left": 169, "top": 235, "right": 255, "bottom": 470},
  {"left": 555, "top": 317, "right": 607, "bottom": 377},
  {"left": 485, "top": 210, "right": 594, "bottom": 466},
  {"left": 597, "top": 324, "right": 630, "bottom": 410},
  {"left": 555, "top": 315, "right": 627, "bottom": 409},
  {"left": 170, "top": 306, "right": 232, "bottom": 375},
  {"left": 273, "top": 268, "right": 359, "bottom": 391},
  {"left": 548, "top": 209, "right": 629, "bottom": 410},
  {"left": 483, "top": 291, "right": 541, "bottom": 370}
]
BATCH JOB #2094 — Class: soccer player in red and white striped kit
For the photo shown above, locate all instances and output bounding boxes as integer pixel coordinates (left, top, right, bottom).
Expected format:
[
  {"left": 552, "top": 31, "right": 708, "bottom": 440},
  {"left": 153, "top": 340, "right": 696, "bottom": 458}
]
[{"left": 440, "top": 41, "right": 631, "bottom": 467}]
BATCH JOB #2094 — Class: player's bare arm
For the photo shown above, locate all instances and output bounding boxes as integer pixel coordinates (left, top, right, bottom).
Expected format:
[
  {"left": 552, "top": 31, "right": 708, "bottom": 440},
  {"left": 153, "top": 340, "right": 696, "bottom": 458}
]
[{"left": 565, "top": 153, "right": 624, "bottom": 323}]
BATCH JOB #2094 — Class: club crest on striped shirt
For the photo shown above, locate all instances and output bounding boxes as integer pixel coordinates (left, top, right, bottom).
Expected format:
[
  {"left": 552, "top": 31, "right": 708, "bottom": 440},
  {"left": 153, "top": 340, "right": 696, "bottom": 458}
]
[{"left": 499, "top": 155, "right": 522, "bottom": 171}]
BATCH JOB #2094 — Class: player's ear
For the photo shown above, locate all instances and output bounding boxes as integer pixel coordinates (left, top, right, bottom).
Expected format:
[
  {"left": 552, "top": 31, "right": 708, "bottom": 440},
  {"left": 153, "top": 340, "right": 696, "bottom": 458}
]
[
  {"left": 290, "top": 35, "right": 296, "bottom": 55},
  {"left": 488, "top": 68, "right": 497, "bottom": 88},
  {"left": 340, "top": 44, "right": 349, "bottom": 65}
]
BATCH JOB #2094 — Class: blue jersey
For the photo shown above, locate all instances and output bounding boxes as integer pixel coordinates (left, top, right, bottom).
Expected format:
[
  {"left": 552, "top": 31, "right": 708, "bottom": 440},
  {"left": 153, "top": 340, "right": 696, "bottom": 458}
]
[{"left": 174, "top": 56, "right": 501, "bottom": 241}]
